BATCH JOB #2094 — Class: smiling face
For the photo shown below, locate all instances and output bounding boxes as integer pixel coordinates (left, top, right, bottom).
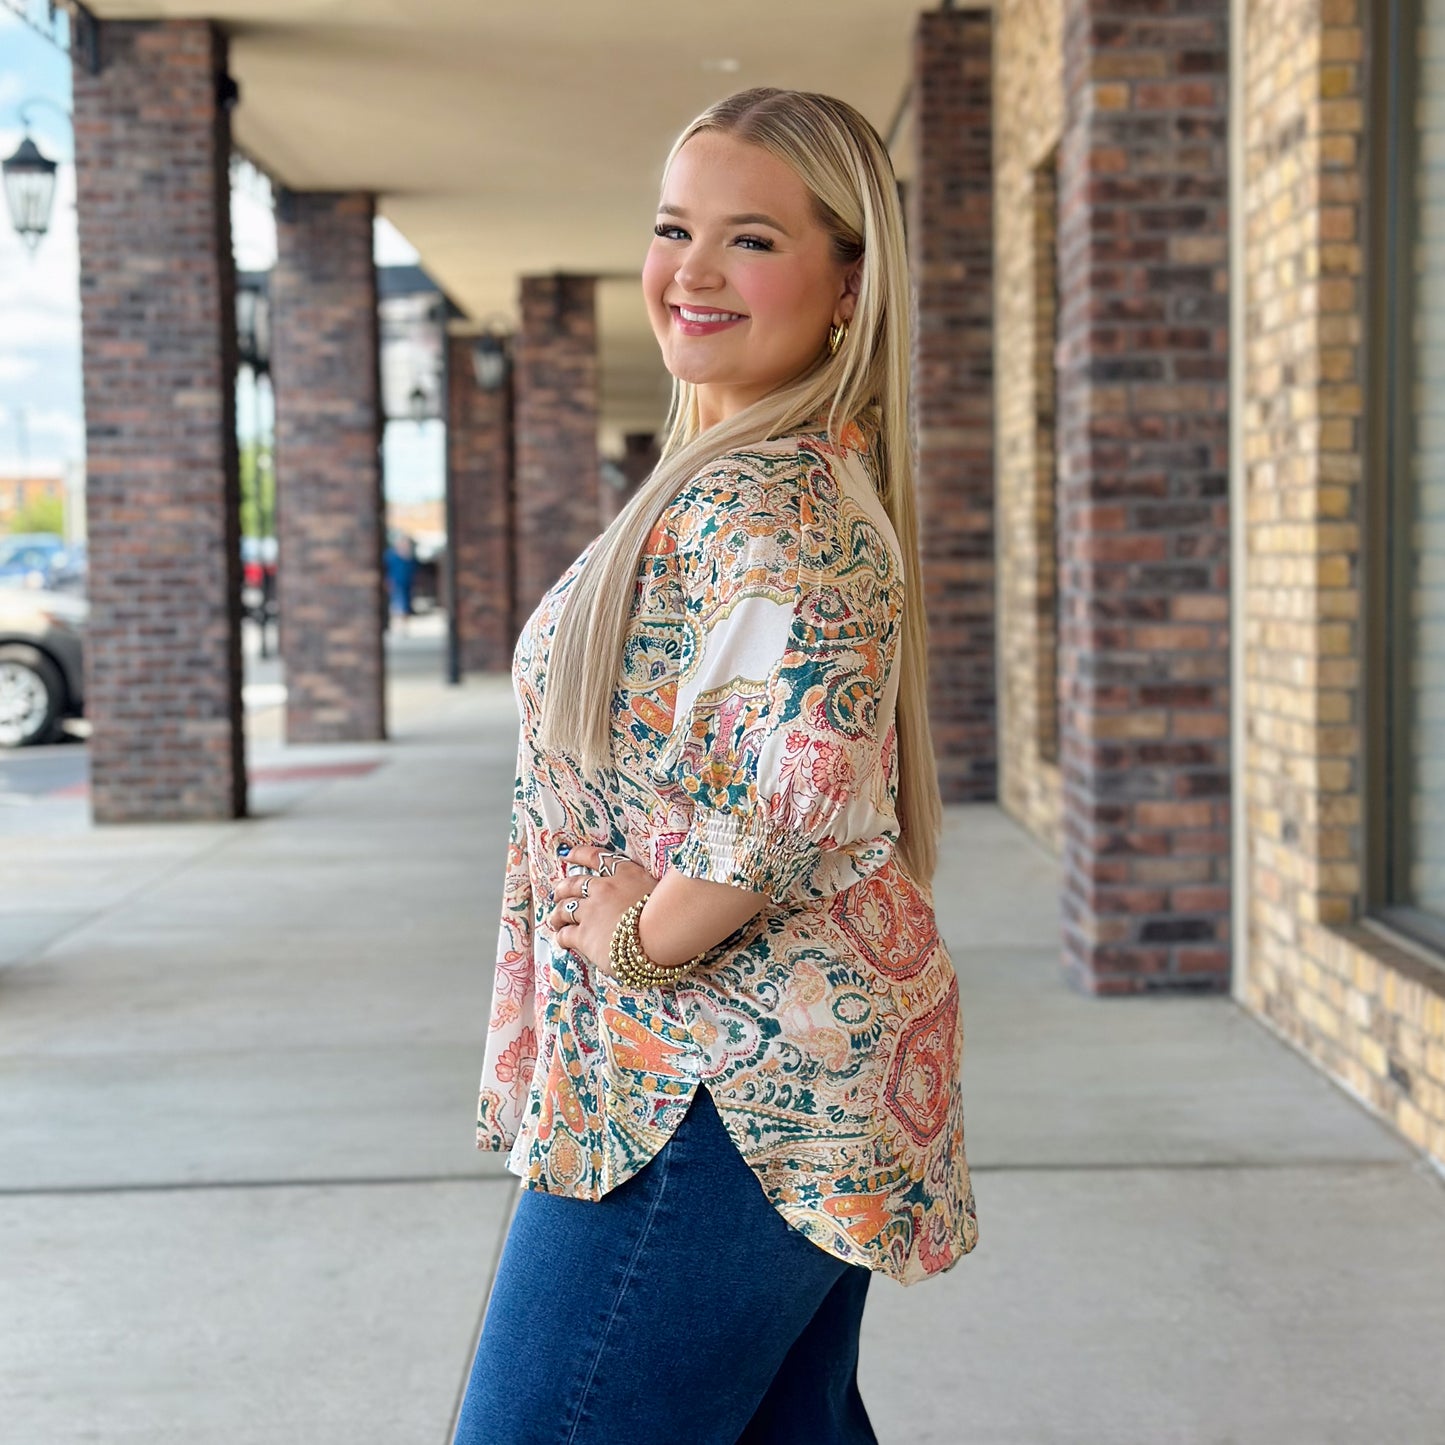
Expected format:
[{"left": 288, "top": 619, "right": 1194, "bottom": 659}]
[{"left": 642, "top": 129, "right": 859, "bottom": 430}]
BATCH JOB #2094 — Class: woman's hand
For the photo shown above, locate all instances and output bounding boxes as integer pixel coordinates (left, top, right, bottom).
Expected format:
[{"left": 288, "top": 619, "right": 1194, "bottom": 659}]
[{"left": 544, "top": 843, "right": 655, "bottom": 980}]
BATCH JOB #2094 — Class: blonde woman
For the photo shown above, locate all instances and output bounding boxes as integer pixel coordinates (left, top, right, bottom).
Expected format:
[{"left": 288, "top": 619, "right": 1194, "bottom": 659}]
[{"left": 453, "top": 87, "right": 978, "bottom": 1445}]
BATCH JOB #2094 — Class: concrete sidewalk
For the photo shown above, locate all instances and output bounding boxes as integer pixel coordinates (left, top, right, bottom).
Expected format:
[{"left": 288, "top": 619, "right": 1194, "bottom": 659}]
[{"left": 2, "top": 628, "right": 1443, "bottom": 1444}]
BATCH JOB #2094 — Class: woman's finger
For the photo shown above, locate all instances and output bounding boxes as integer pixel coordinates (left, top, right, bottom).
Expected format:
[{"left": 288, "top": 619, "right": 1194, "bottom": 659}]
[
  {"left": 557, "top": 843, "right": 646, "bottom": 873},
  {"left": 554, "top": 871, "right": 604, "bottom": 903}
]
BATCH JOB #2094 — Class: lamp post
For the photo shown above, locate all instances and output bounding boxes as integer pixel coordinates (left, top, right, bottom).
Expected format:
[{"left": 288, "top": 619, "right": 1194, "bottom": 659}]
[
  {"left": 384, "top": 289, "right": 511, "bottom": 688},
  {"left": 418, "top": 298, "right": 463, "bottom": 687},
  {"left": 2, "top": 99, "right": 70, "bottom": 255},
  {"left": 392, "top": 299, "right": 457, "bottom": 683},
  {"left": 236, "top": 271, "right": 276, "bottom": 659}
]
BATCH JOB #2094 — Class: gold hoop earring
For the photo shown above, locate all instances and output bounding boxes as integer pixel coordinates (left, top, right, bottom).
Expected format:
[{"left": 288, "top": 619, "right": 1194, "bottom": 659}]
[{"left": 827, "top": 319, "right": 849, "bottom": 356}]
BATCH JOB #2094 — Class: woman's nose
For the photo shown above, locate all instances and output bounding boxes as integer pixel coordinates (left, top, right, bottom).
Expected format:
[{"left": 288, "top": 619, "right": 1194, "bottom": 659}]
[{"left": 674, "top": 250, "right": 723, "bottom": 291}]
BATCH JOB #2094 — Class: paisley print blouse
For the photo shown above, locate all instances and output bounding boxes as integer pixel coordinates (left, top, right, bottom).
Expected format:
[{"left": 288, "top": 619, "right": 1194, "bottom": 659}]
[{"left": 475, "top": 423, "right": 979, "bottom": 1286}]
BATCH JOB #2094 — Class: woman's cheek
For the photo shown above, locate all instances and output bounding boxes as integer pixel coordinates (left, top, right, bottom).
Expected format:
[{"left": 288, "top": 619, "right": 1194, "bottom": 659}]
[
  {"left": 733, "top": 260, "right": 808, "bottom": 329},
  {"left": 641, "top": 244, "right": 672, "bottom": 318}
]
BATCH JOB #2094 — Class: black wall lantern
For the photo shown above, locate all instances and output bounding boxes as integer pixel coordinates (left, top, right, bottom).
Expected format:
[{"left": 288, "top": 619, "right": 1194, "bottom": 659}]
[
  {"left": 3, "top": 133, "right": 58, "bottom": 254},
  {"left": 469, "top": 315, "right": 514, "bottom": 394},
  {"left": 471, "top": 333, "right": 508, "bottom": 393},
  {"left": 3, "top": 98, "right": 72, "bottom": 255},
  {"left": 236, "top": 272, "right": 272, "bottom": 373}
]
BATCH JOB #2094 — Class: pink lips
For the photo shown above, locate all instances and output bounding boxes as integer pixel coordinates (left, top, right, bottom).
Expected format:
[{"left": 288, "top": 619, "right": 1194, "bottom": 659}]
[{"left": 670, "top": 304, "right": 746, "bottom": 336}]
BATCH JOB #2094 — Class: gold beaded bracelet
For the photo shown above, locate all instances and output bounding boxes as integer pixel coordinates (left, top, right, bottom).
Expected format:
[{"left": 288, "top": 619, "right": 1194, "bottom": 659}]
[{"left": 608, "top": 891, "right": 709, "bottom": 989}]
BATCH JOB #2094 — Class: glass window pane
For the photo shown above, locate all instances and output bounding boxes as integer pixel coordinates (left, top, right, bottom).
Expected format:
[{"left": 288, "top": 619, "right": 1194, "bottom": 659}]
[{"left": 1400, "top": 0, "right": 1445, "bottom": 916}]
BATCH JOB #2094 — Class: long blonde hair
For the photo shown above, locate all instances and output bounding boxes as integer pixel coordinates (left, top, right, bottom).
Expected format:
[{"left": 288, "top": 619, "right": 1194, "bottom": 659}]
[{"left": 535, "top": 86, "right": 943, "bottom": 887}]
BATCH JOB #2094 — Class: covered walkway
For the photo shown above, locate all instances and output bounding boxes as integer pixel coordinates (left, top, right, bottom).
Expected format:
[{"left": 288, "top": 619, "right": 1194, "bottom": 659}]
[{"left": 1, "top": 640, "right": 1441, "bottom": 1443}]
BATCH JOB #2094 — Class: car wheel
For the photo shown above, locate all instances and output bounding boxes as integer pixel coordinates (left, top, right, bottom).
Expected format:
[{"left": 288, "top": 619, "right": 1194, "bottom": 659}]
[{"left": 0, "top": 644, "right": 64, "bottom": 748}]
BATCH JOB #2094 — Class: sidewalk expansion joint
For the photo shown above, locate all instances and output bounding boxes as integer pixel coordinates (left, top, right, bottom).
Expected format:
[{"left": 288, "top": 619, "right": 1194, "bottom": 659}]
[
  {"left": 0, "top": 1157, "right": 1423, "bottom": 1199},
  {"left": 969, "top": 1157, "right": 1418, "bottom": 1175},
  {"left": 0, "top": 1171, "right": 519, "bottom": 1198}
]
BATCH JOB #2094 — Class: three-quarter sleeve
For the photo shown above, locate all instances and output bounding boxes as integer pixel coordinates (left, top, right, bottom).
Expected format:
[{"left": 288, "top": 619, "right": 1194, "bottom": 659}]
[{"left": 648, "top": 447, "right": 906, "bottom": 906}]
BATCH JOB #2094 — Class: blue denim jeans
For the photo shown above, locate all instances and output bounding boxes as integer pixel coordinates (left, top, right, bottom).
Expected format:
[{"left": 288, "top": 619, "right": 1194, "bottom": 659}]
[{"left": 452, "top": 1082, "right": 878, "bottom": 1445}]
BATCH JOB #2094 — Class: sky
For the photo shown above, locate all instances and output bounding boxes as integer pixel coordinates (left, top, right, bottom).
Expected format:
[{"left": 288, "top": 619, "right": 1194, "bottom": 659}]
[
  {"left": 0, "top": 9, "right": 81, "bottom": 480},
  {"left": 0, "top": 9, "right": 442, "bottom": 505}
]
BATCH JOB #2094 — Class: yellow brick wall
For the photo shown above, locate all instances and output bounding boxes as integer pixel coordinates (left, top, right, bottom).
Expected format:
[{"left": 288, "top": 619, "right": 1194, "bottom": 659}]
[
  {"left": 1240, "top": 0, "right": 1445, "bottom": 1166},
  {"left": 994, "top": 0, "right": 1065, "bottom": 849}
]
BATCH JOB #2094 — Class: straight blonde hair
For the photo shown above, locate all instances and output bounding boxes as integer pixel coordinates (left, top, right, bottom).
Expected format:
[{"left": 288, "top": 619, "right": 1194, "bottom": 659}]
[{"left": 535, "top": 86, "right": 943, "bottom": 888}]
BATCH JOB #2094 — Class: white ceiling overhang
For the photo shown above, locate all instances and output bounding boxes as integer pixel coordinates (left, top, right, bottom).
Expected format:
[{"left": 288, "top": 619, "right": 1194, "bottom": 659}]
[{"left": 83, "top": 0, "right": 930, "bottom": 447}]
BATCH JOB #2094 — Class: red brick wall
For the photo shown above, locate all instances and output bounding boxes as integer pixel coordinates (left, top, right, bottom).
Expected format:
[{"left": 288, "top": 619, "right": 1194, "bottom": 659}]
[
  {"left": 272, "top": 191, "right": 386, "bottom": 743},
  {"left": 71, "top": 20, "right": 245, "bottom": 822},
  {"left": 910, "top": 9, "right": 997, "bottom": 804},
  {"left": 513, "top": 275, "right": 599, "bottom": 622},
  {"left": 447, "top": 335, "right": 515, "bottom": 673},
  {"left": 1054, "top": 0, "right": 1231, "bottom": 992}
]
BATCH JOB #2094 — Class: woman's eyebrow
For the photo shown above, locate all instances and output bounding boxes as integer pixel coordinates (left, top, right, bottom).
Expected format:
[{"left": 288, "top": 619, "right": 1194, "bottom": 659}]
[{"left": 657, "top": 203, "right": 792, "bottom": 238}]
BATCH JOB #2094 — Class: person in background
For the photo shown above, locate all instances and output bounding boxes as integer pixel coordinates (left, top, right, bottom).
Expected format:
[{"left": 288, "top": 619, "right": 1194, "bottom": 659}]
[{"left": 384, "top": 530, "right": 416, "bottom": 632}]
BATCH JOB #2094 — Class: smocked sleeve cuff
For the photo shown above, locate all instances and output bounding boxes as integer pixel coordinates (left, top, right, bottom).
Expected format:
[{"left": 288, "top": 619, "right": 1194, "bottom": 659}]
[{"left": 665, "top": 802, "right": 818, "bottom": 903}]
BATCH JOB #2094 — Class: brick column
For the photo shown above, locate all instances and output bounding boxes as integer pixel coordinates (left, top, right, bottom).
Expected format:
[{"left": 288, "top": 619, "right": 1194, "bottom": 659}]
[
  {"left": 272, "top": 192, "right": 386, "bottom": 742},
  {"left": 1054, "top": 0, "right": 1231, "bottom": 993},
  {"left": 909, "top": 9, "right": 997, "bottom": 803},
  {"left": 513, "top": 275, "right": 599, "bottom": 620},
  {"left": 447, "top": 334, "right": 515, "bottom": 673},
  {"left": 620, "top": 432, "right": 660, "bottom": 493},
  {"left": 72, "top": 20, "right": 245, "bottom": 822},
  {"left": 600, "top": 432, "right": 659, "bottom": 527}
]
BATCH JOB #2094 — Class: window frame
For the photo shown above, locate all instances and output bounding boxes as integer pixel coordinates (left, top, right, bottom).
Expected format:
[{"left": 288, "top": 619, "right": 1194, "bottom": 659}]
[{"left": 1364, "top": 0, "right": 1445, "bottom": 959}]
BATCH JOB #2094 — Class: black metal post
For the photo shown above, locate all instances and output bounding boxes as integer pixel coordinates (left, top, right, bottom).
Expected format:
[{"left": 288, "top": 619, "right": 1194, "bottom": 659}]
[{"left": 439, "top": 306, "right": 461, "bottom": 686}]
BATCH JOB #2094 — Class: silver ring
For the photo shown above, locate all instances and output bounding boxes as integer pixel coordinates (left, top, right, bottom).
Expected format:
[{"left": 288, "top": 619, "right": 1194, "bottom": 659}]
[
  {"left": 564, "top": 898, "right": 579, "bottom": 915},
  {"left": 580, "top": 877, "right": 590, "bottom": 898}
]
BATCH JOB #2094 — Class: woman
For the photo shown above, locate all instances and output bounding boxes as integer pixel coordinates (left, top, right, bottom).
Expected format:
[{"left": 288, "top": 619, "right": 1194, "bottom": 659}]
[{"left": 454, "top": 87, "right": 978, "bottom": 1445}]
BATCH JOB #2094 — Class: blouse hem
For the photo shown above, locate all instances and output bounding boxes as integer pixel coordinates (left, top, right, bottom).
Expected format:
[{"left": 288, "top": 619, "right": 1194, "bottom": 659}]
[{"left": 493, "top": 1080, "right": 977, "bottom": 1288}]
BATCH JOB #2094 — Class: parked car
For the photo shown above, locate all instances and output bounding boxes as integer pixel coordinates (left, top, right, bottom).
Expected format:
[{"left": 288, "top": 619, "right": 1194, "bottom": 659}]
[
  {"left": 46, "top": 539, "right": 88, "bottom": 596},
  {"left": 0, "top": 532, "right": 71, "bottom": 590},
  {"left": 0, "top": 585, "right": 88, "bottom": 747},
  {"left": 241, "top": 535, "right": 278, "bottom": 622}
]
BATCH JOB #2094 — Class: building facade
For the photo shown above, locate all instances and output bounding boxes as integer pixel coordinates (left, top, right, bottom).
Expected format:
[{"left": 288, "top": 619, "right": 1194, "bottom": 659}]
[
  {"left": 985, "top": 0, "right": 1445, "bottom": 1168},
  {"left": 52, "top": 0, "right": 1445, "bottom": 1173}
]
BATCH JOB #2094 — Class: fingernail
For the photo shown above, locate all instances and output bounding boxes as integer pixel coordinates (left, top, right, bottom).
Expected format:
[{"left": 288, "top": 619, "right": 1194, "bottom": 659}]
[{"left": 557, "top": 844, "right": 571, "bottom": 857}]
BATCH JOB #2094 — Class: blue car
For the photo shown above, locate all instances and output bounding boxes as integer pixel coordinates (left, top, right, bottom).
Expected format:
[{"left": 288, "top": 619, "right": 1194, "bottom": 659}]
[{"left": 0, "top": 533, "right": 70, "bottom": 590}]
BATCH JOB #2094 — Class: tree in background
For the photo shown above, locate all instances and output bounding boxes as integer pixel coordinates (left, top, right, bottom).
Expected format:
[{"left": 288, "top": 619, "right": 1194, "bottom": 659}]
[
  {"left": 5, "top": 495, "right": 65, "bottom": 536},
  {"left": 239, "top": 439, "right": 276, "bottom": 539}
]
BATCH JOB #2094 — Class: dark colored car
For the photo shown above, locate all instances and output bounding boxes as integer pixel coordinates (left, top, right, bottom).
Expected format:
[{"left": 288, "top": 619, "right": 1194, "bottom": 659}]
[{"left": 0, "top": 585, "right": 88, "bottom": 747}]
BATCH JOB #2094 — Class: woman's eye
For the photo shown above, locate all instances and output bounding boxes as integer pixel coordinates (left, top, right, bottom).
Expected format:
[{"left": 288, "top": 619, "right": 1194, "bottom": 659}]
[
  {"left": 653, "top": 223, "right": 686, "bottom": 240},
  {"left": 736, "top": 235, "right": 774, "bottom": 252}
]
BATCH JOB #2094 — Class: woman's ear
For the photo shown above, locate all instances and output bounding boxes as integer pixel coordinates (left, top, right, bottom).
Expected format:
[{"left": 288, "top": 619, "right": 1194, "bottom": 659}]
[{"left": 836, "top": 260, "right": 863, "bottom": 323}]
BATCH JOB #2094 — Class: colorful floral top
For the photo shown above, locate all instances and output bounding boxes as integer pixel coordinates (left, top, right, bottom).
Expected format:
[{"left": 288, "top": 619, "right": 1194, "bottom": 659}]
[{"left": 475, "top": 423, "right": 978, "bottom": 1285}]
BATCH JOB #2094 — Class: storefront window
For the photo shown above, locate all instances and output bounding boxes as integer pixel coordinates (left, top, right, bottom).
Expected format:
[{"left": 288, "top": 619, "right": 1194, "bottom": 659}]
[
  {"left": 1373, "top": 0, "right": 1445, "bottom": 950},
  {"left": 1033, "top": 147, "right": 1061, "bottom": 767}
]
